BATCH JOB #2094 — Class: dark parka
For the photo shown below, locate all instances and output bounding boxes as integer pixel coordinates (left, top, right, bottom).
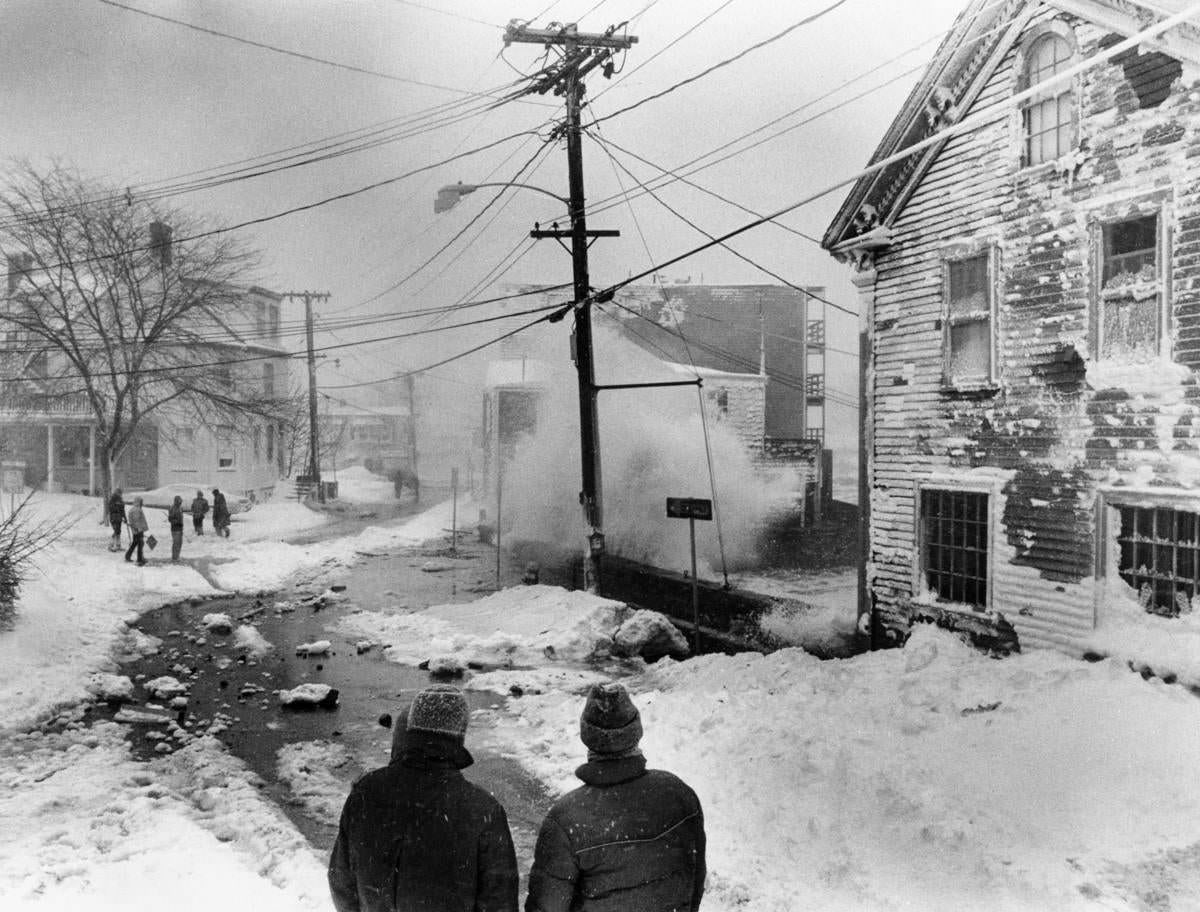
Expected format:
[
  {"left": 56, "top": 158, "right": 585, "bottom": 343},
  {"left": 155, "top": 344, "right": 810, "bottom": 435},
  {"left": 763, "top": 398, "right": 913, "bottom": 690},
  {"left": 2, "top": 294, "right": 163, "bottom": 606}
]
[
  {"left": 525, "top": 755, "right": 706, "bottom": 912},
  {"left": 107, "top": 492, "right": 126, "bottom": 524},
  {"left": 191, "top": 495, "right": 209, "bottom": 518},
  {"left": 328, "top": 731, "right": 518, "bottom": 912}
]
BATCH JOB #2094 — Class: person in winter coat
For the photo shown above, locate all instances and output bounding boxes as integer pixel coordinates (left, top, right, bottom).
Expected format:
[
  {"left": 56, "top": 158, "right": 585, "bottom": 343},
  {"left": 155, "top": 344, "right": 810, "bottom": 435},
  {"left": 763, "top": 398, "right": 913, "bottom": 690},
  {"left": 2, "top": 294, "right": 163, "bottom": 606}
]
[
  {"left": 107, "top": 488, "right": 126, "bottom": 552},
  {"left": 191, "top": 490, "right": 209, "bottom": 535},
  {"left": 124, "top": 497, "right": 149, "bottom": 566},
  {"left": 211, "top": 488, "right": 230, "bottom": 538},
  {"left": 328, "top": 684, "right": 518, "bottom": 912},
  {"left": 168, "top": 496, "right": 185, "bottom": 562},
  {"left": 525, "top": 683, "right": 706, "bottom": 912}
]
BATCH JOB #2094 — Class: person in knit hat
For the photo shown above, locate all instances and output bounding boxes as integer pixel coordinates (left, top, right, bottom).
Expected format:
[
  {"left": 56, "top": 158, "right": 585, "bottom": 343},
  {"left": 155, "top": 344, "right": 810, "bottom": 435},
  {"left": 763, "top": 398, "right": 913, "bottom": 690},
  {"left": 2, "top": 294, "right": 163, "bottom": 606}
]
[
  {"left": 525, "top": 682, "right": 706, "bottom": 912},
  {"left": 329, "top": 685, "right": 518, "bottom": 912}
]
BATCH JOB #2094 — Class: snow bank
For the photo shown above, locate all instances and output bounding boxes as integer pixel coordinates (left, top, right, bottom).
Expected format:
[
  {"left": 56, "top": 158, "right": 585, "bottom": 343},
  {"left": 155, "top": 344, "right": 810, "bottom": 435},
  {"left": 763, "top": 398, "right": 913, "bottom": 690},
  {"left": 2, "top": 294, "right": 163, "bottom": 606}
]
[
  {"left": 232, "top": 624, "right": 273, "bottom": 658},
  {"left": 276, "top": 740, "right": 353, "bottom": 820},
  {"left": 496, "top": 625, "right": 1200, "bottom": 911},
  {"left": 339, "top": 585, "right": 629, "bottom": 669},
  {"left": 1086, "top": 579, "right": 1200, "bottom": 686},
  {"left": 332, "top": 465, "right": 396, "bottom": 504},
  {"left": 0, "top": 722, "right": 328, "bottom": 911}
]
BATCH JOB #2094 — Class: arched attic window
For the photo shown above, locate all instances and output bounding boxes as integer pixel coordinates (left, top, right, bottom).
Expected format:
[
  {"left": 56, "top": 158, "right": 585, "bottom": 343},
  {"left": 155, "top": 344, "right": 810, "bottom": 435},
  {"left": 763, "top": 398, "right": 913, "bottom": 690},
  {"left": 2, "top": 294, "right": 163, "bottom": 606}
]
[{"left": 1020, "top": 31, "right": 1076, "bottom": 167}]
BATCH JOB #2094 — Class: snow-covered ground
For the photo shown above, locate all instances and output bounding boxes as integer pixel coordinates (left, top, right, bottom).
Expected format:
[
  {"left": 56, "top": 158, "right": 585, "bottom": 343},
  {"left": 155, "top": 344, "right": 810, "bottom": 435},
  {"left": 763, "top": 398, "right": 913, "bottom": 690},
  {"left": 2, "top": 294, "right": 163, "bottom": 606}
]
[{"left": 4, "top": 487, "right": 1200, "bottom": 911}]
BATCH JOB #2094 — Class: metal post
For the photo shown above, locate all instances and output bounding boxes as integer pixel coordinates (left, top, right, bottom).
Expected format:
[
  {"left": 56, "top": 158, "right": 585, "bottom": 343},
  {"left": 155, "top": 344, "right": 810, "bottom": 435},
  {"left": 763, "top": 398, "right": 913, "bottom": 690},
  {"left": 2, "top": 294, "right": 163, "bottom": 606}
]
[{"left": 689, "top": 515, "right": 699, "bottom": 655}]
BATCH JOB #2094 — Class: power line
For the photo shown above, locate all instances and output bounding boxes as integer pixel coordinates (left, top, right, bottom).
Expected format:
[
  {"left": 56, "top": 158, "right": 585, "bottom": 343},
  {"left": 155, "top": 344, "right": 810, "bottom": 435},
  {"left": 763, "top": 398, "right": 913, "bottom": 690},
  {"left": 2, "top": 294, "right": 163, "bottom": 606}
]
[
  {"left": 393, "top": 0, "right": 502, "bottom": 28},
  {"left": 592, "top": 133, "right": 855, "bottom": 324},
  {"left": 592, "top": 0, "right": 738, "bottom": 104},
  {"left": 584, "top": 7, "right": 1200, "bottom": 310},
  {"left": 0, "top": 300, "right": 570, "bottom": 386},
  {"left": 589, "top": 0, "right": 854, "bottom": 127},
  {"left": 96, "top": 0, "right": 511, "bottom": 95}
]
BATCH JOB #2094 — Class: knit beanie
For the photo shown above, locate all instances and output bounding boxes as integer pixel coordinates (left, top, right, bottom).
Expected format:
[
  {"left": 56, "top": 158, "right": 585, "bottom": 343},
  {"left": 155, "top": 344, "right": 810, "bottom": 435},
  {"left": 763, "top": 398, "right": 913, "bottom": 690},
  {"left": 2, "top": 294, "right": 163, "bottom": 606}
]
[
  {"left": 407, "top": 685, "right": 469, "bottom": 742},
  {"left": 580, "top": 683, "right": 643, "bottom": 755}
]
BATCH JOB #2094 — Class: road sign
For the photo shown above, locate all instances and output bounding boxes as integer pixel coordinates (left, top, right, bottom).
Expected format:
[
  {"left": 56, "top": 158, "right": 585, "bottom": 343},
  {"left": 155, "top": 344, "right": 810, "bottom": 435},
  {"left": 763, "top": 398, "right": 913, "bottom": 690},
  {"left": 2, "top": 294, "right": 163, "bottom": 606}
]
[{"left": 666, "top": 497, "right": 713, "bottom": 521}]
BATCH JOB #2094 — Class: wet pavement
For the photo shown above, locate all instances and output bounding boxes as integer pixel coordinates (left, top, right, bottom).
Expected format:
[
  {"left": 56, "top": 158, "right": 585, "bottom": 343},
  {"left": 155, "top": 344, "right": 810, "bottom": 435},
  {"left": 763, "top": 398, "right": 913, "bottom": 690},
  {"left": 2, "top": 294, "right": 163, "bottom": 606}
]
[{"left": 97, "top": 508, "right": 557, "bottom": 874}]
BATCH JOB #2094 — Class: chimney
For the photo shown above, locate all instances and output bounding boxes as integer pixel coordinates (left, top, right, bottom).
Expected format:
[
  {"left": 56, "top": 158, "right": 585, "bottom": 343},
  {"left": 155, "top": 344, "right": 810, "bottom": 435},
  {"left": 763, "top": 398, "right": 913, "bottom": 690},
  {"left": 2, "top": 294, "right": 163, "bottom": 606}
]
[
  {"left": 149, "top": 221, "right": 173, "bottom": 266},
  {"left": 6, "top": 252, "right": 32, "bottom": 294}
]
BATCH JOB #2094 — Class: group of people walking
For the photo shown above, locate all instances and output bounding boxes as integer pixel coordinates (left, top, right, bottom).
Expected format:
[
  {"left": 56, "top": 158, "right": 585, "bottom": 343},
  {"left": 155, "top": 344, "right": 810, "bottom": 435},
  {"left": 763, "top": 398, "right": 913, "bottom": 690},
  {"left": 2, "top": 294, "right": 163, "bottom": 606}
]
[
  {"left": 106, "top": 487, "right": 231, "bottom": 564},
  {"left": 328, "top": 681, "right": 706, "bottom": 912}
]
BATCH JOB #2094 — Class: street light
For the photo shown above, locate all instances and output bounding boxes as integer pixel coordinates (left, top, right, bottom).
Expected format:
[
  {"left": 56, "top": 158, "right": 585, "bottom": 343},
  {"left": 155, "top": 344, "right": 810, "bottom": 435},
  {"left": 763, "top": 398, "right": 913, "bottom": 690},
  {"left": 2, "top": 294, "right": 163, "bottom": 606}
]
[{"left": 434, "top": 181, "right": 567, "bottom": 214}]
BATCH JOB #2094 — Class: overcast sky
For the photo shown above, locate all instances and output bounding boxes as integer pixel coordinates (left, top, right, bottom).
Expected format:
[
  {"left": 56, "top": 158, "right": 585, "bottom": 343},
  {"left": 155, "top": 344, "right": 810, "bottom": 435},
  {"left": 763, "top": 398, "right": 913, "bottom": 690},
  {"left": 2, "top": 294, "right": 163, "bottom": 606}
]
[{"left": 2, "top": 0, "right": 966, "bottom": 420}]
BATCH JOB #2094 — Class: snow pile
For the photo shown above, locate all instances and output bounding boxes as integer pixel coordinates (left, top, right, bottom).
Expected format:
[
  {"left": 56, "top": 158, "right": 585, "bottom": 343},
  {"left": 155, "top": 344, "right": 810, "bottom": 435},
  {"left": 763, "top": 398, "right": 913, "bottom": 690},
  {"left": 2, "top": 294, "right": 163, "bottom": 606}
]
[
  {"left": 232, "top": 624, "right": 273, "bottom": 658},
  {"left": 276, "top": 740, "right": 354, "bottom": 821},
  {"left": 85, "top": 672, "right": 134, "bottom": 702},
  {"left": 339, "top": 585, "right": 629, "bottom": 669},
  {"left": 1086, "top": 579, "right": 1200, "bottom": 687},
  {"left": 295, "top": 639, "right": 331, "bottom": 657},
  {"left": 278, "top": 683, "right": 338, "bottom": 708},
  {"left": 142, "top": 675, "right": 188, "bottom": 701},
  {"left": 201, "top": 612, "right": 234, "bottom": 635},
  {"left": 0, "top": 722, "right": 328, "bottom": 911},
  {"left": 496, "top": 625, "right": 1200, "bottom": 912},
  {"left": 332, "top": 465, "right": 396, "bottom": 504}
]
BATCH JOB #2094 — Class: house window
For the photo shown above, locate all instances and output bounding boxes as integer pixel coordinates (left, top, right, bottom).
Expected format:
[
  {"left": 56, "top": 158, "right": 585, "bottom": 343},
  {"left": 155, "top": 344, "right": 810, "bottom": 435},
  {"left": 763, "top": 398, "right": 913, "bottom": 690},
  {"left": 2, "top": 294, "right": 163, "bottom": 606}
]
[
  {"left": 1114, "top": 504, "right": 1200, "bottom": 617},
  {"left": 266, "top": 424, "right": 275, "bottom": 461},
  {"left": 1099, "top": 214, "right": 1161, "bottom": 359},
  {"left": 1021, "top": 34, "right": 1074, "bottom": 166},
  {"left": 714, "top": 388, "right": 729, "bottom": 419},
  {"left": 262, "top": 362, "right": 275, "bottom": 399},
  {"left": 944, "top": 252, "right": 995, "bottom": 384},
  {"left": 920, "top": 488, "right": 989, "bottom": 609},
  {"left": 217, "top": 425, "right": 235, "bottom": 469},
  {"left": 252, "top": 425, "right": 261, "bottom": 461}
]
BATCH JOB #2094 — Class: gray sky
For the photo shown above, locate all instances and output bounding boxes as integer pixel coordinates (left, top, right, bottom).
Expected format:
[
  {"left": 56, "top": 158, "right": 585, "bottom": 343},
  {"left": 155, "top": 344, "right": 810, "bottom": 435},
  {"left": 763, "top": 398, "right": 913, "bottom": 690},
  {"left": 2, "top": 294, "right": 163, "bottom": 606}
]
[{"left": 2, "top": 0, "right": 966, "bottom": 431}]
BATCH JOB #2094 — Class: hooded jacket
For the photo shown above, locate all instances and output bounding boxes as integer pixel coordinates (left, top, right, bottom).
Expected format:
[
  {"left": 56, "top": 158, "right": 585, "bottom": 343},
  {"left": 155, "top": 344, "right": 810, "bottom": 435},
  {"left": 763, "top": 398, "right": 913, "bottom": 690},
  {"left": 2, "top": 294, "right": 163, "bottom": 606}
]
[
  {"left": 525, "top": 755, "right": 706, "bottom": 912},
  {"left": 328, "top": 731, "right": 518, "bottom": 912}
]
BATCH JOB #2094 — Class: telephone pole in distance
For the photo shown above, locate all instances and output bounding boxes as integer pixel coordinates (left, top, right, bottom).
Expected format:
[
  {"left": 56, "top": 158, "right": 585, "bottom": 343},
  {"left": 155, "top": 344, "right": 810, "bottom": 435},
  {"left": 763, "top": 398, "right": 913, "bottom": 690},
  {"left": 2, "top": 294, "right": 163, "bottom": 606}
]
[
  {"left": 280, "top": 290, "right": 331, "bottom": 504},
  {"left": 504, "top": 20, "right": 636, "bottom": 590}
]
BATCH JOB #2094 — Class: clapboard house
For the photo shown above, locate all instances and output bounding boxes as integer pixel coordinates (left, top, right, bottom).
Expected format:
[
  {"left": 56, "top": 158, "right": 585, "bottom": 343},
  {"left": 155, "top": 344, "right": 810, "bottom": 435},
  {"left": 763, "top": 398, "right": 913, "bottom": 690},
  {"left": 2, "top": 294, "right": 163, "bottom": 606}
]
[{"left": 823, "top": 0, "right": 1200, "bottom": 651}]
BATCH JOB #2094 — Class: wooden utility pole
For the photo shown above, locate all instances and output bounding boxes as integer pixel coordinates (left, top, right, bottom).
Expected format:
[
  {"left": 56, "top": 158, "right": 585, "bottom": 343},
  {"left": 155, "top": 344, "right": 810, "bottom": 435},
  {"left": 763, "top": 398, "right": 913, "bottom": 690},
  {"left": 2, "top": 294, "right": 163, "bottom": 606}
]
[
  {"left": 280, "top": 291, "right": 330, "bottom": 503},
  {"left": 505, "top": 20, "right": 636, "bottom": 591}
]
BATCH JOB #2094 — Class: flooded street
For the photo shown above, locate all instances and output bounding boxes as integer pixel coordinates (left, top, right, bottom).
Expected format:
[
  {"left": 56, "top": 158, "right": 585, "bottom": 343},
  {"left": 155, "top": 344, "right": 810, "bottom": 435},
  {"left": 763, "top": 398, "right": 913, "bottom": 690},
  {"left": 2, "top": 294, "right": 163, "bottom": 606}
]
[{"left": 99, "top": 512, "right": 556, "bottom": 874}]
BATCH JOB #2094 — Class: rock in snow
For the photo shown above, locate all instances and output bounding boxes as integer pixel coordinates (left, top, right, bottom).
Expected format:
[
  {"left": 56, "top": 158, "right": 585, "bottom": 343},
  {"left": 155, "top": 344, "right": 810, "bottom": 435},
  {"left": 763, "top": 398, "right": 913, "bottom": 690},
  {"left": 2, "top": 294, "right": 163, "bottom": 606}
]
[
  {"left": 86, "top": 673, "right": 135, "bottom": 702},
  {"left": 295, "top": 640, "right": 332, "bottom": 657},
  {"left": 113, "top": 705, "right": 174, "bottom": 725},
  {"left": 143, "top": 675, "right": 188, "bottom": 700},
  {"left": 278, "top": 683, "right": 339, "bottom": 709},
  {"left": 201, "top": 613, "right": 234, "bottom": 635},
  {"left": 613, "top": 610, "right": 690, "bottom": 661},
  {"left": 427, "top": 654, "right": 466, "bottom": 677}
]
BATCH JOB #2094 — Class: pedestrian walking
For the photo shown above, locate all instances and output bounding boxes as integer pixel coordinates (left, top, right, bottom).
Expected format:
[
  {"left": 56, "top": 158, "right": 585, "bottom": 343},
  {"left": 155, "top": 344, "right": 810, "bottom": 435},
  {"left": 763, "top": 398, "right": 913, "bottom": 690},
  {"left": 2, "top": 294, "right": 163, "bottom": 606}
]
[
  {"left": 211, "top": 488, "right": 230, "bottom": 538},
  {"left": 328, "top": 684, "right": 518, "bottom": 912},
  {"left": 124, "top": 497, "right": 149, "bottom": 566},
  {"left": 191, "top": 490, "right": 209, "bottom": 535},
  {"left": 107, "top": 488, "right": 126, "bottom": 552},
  {"left": 525, "top": 682, "right": 707, "bottom": 912},
  {"left": 168, "top": 495, "right": 185, "bottom": 562}
]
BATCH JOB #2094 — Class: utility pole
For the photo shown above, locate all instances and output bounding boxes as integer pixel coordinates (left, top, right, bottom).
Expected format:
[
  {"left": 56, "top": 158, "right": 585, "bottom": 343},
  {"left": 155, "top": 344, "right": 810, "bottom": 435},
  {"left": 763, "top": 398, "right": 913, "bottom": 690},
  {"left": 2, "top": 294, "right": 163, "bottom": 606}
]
[
  {"left": 505, "top": 20, "right": 636, "bottom": 591},
  {"left": 405, "top": 372, "right": 419, "bottom": 495},
  {"left": 281, "top": 291, "right": 331, "bottom": 503}
]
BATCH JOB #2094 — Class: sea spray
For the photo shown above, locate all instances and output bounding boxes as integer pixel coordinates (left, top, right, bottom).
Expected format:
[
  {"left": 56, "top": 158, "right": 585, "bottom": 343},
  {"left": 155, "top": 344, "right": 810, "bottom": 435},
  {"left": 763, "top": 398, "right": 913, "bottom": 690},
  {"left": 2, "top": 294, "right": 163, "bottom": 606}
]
[{"left": 498, "top": 324, "right": 803, "bottom": 575}]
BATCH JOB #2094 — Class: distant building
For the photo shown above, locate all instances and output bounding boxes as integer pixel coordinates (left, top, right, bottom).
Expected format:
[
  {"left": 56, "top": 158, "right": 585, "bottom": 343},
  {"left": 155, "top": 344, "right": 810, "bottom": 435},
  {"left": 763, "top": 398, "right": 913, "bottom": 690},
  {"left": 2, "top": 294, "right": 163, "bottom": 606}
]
[
  {"left": 0, "top": 249, "right": 287, "bottom": 500},
  {"left": 319, "top": 400, "right": 412, "bottom": 471}
]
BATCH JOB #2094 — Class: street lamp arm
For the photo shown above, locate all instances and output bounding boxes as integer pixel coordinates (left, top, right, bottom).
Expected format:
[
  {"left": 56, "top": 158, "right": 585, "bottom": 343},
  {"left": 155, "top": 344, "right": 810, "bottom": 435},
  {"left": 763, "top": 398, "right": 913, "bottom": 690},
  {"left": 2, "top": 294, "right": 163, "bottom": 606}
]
[{"left": 434, "top": 181, "right": 567, "bottom": 213}]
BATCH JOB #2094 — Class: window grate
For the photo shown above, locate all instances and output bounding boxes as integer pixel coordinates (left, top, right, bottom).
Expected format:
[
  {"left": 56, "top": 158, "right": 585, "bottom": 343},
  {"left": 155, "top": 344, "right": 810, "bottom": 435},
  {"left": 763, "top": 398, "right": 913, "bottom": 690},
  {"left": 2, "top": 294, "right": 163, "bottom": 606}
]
[
  {"left": 1116, "top": 505, "right": 1200, "bottom": 617},
  {"left": 922, "top": 489, "right": 989, "bottom": 609}
]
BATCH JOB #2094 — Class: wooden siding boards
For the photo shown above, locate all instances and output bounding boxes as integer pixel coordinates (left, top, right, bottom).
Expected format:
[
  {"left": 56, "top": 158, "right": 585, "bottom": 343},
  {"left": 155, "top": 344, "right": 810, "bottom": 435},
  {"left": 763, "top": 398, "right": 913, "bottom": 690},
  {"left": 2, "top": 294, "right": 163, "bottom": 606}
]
[{"left": 850, "top": 9, "right": 1200, "bottom": 653}]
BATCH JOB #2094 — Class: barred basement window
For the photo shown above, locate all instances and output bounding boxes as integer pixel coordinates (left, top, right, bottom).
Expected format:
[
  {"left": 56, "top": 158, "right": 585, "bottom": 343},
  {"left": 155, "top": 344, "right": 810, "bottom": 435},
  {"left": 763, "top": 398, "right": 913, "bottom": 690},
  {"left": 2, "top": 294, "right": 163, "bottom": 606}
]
[
  {"left": 921, "top": 489, "right": 989, "bottom": 609},
  {"left": 1115, "top": 505, "right": 1200, "bottom": 617}
]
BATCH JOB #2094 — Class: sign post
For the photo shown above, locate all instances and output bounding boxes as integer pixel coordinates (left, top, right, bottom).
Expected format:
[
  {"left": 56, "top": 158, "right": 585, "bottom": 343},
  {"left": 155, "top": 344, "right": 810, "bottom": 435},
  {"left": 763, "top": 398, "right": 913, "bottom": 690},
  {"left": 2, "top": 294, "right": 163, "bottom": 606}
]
[
  {"left": 667, "top": 497, "right": 713, "bottom": 654},
  {"left": 450, "top": 468, "right": 459, "bottom": 553}
]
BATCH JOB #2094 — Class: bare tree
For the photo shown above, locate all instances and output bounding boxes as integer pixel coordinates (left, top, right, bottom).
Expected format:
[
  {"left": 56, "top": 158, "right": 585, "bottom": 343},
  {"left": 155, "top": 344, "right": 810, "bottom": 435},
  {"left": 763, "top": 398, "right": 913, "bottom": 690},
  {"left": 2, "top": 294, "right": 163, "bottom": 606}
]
[
  {"left": 278, "top": 391, "right": 349, "bottom": 479},
  {"left": 0, "top": 162, "right": 286, "bottom": 499}
]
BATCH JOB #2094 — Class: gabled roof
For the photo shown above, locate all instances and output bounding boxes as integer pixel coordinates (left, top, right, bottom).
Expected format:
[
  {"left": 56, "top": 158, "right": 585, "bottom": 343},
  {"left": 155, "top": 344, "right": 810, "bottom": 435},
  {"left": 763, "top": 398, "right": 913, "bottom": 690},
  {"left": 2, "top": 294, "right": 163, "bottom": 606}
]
[{"left": 821, "top": 0, "right": 1200, "bottom": 253}]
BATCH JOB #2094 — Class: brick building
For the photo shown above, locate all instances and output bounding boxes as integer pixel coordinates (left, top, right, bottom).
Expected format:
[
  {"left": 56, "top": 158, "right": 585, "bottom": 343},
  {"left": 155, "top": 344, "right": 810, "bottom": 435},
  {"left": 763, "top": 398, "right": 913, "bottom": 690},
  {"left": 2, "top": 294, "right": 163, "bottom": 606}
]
[{"left": 823, "top": 0, "right": 1200, "bottom": 651}]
